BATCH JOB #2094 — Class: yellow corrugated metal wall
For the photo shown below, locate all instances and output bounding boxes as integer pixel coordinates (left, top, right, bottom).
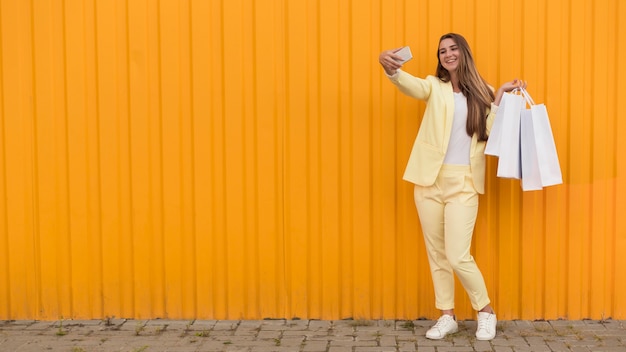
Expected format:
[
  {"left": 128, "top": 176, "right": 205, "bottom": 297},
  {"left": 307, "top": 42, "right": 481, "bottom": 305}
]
[{"left": 1, "top": 0, "right": 625, "bottom": 321}]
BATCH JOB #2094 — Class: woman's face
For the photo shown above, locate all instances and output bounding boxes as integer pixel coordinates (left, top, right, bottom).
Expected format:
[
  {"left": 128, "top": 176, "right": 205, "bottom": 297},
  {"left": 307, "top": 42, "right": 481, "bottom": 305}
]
[{"left": 438, "top": 38, "right": 460, "bottom": 73}]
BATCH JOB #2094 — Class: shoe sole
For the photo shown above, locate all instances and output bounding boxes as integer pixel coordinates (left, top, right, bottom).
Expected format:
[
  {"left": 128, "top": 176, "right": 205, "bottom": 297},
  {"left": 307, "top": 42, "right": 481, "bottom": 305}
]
[
  {"left": 425, "top": 327, "right": 458, "bottom": 340},
  {"left": 475, "top": 333, "right": 496, "bottom": 341}
]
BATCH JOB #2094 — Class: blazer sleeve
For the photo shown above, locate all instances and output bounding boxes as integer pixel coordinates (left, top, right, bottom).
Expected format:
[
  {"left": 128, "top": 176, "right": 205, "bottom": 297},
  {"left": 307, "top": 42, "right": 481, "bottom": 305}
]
[{"left": 386, "top": 70, "right": 433, "bottom": 101}]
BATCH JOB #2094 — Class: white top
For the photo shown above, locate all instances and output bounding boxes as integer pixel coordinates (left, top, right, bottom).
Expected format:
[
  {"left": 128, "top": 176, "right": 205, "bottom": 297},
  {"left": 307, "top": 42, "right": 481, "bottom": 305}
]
[{"left": 443, "top": 91, "right": 471, "bottom": 165}]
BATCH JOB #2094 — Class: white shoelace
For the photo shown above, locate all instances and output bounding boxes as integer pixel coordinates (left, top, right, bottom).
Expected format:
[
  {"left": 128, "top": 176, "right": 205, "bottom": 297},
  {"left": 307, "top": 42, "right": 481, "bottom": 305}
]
[
  {"left": 477, "top": 314, "right": 493, "bottom": 331},
  {"left": 433, "top": 315, "right": 453, "bottom": 329}
]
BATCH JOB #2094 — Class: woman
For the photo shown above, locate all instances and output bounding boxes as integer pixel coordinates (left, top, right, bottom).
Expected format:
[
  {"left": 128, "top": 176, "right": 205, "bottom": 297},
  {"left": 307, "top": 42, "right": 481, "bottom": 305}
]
[{"left": 379, "top": 33, "right": 525, "bottom": 341}]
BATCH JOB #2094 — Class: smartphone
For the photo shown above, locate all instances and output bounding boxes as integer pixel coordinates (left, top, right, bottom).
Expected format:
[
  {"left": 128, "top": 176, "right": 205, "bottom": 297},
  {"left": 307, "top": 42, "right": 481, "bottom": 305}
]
[{"left": 393, "top": 46, "right": 413, "bottom": 64}]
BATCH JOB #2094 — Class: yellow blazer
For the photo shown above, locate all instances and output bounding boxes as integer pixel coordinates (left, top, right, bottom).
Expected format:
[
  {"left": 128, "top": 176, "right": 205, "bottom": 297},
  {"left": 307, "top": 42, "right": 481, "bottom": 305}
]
[{"left": 388, "top": 70, "right": 498, "bottom": 194}]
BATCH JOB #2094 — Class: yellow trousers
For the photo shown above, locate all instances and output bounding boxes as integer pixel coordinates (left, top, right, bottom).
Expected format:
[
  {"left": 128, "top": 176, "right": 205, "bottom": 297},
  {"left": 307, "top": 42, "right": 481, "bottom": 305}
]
[{"left": 413, "top": 164, "right": 490, "bottom": 311}]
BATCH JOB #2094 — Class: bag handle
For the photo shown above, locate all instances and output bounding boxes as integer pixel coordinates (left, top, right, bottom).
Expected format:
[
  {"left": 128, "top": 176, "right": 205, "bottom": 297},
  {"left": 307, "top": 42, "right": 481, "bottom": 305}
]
[{"left": 519, "top": 87, "right": 536, "bottom": 106}]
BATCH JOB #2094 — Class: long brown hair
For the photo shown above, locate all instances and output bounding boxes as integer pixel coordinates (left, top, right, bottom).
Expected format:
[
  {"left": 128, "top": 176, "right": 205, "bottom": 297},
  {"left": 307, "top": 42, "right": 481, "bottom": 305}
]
[{"left": 436, "top": 33, "right": 494, "bottom": 141}]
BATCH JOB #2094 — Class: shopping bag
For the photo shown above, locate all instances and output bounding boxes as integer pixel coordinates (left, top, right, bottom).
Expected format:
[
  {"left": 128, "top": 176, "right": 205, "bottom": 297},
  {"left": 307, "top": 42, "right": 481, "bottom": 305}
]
[
  {"left": 484, "top": 92, "right": 508, "bottom": 156},
  {"left": 485, "top": 91, "right": 524, "bottom": 178},
  {"left": 519, "top": 88, "right": 563, "bottom": 190},
  {"left": 520, "top": 108, "right": 542, "bottom": 191}
]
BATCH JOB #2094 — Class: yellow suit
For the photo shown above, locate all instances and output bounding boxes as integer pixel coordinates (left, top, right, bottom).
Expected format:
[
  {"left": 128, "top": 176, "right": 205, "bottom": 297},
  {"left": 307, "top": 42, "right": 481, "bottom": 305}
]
[{"left": 388, "top": 70, "right": 498, "bottom": 194}]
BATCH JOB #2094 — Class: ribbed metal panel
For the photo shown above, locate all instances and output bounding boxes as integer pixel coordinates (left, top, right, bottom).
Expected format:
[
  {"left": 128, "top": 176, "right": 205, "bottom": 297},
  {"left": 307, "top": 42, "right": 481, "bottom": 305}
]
[{"left": 0, "top": 0, "right": 625, "bottom": 321}]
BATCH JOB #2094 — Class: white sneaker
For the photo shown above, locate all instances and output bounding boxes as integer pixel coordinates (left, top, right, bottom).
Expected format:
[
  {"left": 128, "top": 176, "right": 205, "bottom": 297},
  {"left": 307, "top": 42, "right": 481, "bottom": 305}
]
[
  {"left": 425, "top": 314, "right": 458, "bottom": 339},
  {"left": 475, "top": 311, "right": 497, "bottom": 340}
]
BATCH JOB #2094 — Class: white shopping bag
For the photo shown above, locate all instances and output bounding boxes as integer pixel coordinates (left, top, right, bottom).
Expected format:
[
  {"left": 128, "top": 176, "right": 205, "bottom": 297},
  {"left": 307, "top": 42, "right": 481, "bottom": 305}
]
[
  {"left": 519, "top": 88, "right": 563, "bottom": 190},
  {"left": 520, "top": 109, "right": 543, "bottom": 191},
  {"left": 484, "top": 92, "right": 507, "bottom": 156},
  {"left": 485, "top": 91, "right": 524, "bottom": 179}
]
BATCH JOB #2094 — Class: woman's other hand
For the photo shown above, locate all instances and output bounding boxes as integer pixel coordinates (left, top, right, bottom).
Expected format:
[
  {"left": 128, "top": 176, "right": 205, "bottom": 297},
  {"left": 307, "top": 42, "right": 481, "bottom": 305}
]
[
  {"left": 494, "top": 79, "right": 527, "bottom": 105},
  {"left": 379, "top": 49, "right": 404, "bottom": 76}
]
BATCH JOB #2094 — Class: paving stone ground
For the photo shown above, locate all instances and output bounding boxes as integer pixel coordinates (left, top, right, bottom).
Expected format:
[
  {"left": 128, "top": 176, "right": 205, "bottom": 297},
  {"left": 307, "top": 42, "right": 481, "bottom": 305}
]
[{"left": 0, "top": 318, "right": 625, "bottom": 352}]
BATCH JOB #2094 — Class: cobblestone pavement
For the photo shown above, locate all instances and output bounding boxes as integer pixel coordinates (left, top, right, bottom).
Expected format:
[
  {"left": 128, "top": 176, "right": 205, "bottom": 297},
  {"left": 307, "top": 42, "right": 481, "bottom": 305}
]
[{"left": 1, "top": 318, "right": 625, "bottom": 351}]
